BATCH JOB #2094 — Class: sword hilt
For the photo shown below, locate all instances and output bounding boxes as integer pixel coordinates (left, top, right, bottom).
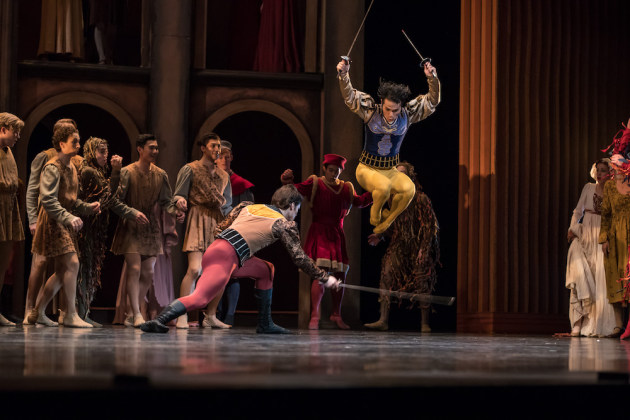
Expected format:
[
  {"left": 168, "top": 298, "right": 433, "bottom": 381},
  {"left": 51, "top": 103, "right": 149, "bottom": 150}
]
[{"left": 420, "top": 57, "right": 437, "bottom": 78}]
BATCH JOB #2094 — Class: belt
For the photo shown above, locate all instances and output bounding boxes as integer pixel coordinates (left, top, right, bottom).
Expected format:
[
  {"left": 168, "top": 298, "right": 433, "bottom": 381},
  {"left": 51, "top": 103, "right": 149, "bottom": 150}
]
[{"left": 359, "top": 150, "right": 400, "bottom": 169}]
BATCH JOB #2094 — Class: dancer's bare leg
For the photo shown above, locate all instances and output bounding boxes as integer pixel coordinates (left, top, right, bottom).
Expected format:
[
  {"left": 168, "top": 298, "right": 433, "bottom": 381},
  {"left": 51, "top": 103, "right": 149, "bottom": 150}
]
[
  {"left": 23, "top": 253, "right": 48, "bottom": 324},
  {"left": 124, "top": 253, "right": 143, "bottom": 326},
  {"left": 421, "top": 307, "right": 431, "bottom": 332},
  {"left": 0, "top": 241, "right": 15, "bottom": 325},
  {"left": 56, "top": 253, "right": 91, "bottom": 328},
  {"left": 176, "top": 251, "right": 202, "bottom": 329},
  {"left": 203, "top": 290, "right": 231, "bottom": 329},
  {"left": 136, "top": 256, "right": 156, "bottom": 327}
]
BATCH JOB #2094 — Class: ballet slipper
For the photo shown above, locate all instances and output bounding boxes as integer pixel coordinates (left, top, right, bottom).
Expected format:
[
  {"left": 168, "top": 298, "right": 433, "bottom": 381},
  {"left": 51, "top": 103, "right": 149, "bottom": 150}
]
[
  {"left": 308, "top": 316, "right": 320, "bottom": 330},
  {"left": 202, "top": 314, "right": 232, "bottom": 329},
  {"left": 176, "top": 314, "right": 189, "bottom": 329},
  {"left": 123, "top": 315, "right": 134, "bottom": 327},
  {"left": 84, "top": 317, "right": 102, "bottom": 328},
  {"left": 364, "top": 320, "right": 388, "bottom": 331},
  {"left": 63, "top": 312, "right": 93, "bottom": 328},
  {"left": 28, "top": 309, "right": 58, "bottom": 327},
  {"left": 58, "top": 310, "right": 65, "bottom": 325},
  {"left": 0, "top": 314, "right": 15, "bottom": 326},
  {"left": 330, "top": 315, "right": 350, "bottom": 330},
  {"left": 133, "top": 313, "right": 145, "bottom": 328}
]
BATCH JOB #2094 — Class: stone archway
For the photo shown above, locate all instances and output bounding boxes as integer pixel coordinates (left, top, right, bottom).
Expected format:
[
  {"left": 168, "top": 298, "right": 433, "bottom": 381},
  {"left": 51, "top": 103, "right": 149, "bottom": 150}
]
[
  {"left": 17, "top": 91, "right": 140, "bottom": 175},
  {"left": 196, "top": 99, "right": 314, "bottom": 178},
  {"left": 196, "top": 99, "right": 316, "bottom": 328}
]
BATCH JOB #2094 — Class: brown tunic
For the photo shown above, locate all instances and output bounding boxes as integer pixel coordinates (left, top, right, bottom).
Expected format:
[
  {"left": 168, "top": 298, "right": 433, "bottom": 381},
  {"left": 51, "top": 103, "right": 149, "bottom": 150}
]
[
  {"left": 110, "top": 162, "right": 174, "bottom": 256},
  {"left": 174, "top": 161, "right": 229, "bottom": 252},
  {"left": 0, "top": 147, "right": 24, "bottom": 242},
  {"left": 32, "top": 157, "right": 90, "bottom": 257}
]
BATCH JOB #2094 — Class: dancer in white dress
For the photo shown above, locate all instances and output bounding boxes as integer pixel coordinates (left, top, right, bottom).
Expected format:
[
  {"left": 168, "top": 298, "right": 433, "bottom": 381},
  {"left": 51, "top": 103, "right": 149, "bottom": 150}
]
[{"left": 566, "top": 158, "right": 616, "bottom": 337}]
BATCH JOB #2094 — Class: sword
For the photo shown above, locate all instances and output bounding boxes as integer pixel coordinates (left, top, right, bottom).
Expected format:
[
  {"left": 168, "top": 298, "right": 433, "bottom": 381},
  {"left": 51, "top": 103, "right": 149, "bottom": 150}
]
[
  {"left": 340, "top": 0, "right": 376, "bottom": 65},
  {"left": 401, "top": 29, "right": 437, "bottom": 78},
  {"left": 339, "top": 283, "right": 455, "bottom": 306}
]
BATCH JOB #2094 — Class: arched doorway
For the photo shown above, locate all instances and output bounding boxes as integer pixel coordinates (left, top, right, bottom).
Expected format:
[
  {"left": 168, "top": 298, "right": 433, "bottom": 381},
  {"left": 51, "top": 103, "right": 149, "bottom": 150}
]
[{"left": 212, "top": 111, "right": 303, "bottom": 317}]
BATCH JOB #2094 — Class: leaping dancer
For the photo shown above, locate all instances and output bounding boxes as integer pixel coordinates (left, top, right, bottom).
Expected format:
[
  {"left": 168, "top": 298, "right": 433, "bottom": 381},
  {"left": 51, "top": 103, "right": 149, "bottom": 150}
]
[{"left": 337, "top": 30, "right": 440, "bottom": 234}]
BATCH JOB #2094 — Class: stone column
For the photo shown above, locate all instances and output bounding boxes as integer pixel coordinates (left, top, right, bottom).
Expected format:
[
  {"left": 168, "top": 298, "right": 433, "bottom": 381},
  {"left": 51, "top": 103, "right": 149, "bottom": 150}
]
[
  {"left": 150, "top": 0, "right": 193, "bottom": 290},
  {"left": 317, "top": 0, "right": 365, "bottom": 326}
]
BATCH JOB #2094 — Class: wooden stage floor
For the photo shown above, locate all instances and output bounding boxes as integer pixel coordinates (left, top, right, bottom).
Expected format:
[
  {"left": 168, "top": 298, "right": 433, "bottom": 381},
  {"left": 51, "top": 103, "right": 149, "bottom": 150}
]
[{"left": 1, "top": 326, "right": 629, "bottom": 418}]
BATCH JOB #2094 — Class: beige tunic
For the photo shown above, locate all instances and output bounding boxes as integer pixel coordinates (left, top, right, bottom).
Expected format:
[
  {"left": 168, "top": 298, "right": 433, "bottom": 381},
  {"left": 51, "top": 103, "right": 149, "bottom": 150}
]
[
  {"left": 110, "top": 162, "right": 174, "bottom": 256},
  {"left": 32, "top": 157, "right": 91, "bottom": 256},
  {"left": 0, "top": 147, "right": 24, "bottom": 242},
  {"left": 173, "top": 161, "right": 229, "bottom": 252}
]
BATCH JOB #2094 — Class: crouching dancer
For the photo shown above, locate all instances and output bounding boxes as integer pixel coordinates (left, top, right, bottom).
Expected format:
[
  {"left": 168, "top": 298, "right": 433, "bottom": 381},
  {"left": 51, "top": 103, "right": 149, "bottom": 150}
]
[{"left": 141, "top": 184, "right": 340, "bottom": 334}]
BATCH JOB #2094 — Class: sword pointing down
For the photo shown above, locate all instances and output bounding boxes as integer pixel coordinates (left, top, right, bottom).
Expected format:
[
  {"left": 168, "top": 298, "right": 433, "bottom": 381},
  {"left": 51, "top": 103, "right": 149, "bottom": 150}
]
[
  {"left": 401, "top": 29, "right": 437, "bottom": 78},
  {"left": 339, "top": 283, "right": 455, "bottom": 306}
]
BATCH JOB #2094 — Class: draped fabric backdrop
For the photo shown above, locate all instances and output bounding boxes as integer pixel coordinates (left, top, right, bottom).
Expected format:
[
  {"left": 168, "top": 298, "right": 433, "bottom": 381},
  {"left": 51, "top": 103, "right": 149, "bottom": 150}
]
[
  {"left": 458, "top": 0, "right": 630, "bottom": 333},
  {"left": 253, "top": 0, "right": 302, "bottom": 72}
]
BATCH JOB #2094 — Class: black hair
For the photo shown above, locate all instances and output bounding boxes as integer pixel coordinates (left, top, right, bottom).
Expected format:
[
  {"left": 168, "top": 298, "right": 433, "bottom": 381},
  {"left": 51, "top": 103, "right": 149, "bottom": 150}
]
[
  {"left": 271, "top": 184, "right": 303, "bottom": 210},
  {"left": 137, "top": 134, "right": 157, "bottom": 148},
  {"left": 377, "top": 81, "right": 411, "bottom": 104},
  {"left": 197, "top": 132, "right": 220, "bottom": 147},
  {"left": 51, "top": 122, "right": 78, "bottom": 151}
]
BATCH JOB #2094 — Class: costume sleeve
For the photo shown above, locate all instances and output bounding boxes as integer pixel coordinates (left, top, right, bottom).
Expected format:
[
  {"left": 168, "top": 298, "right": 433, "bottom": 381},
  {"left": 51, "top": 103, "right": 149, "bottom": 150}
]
[
  {"left": 221, "top": 180, "right": 233, "bottom": 216},
  {"left": 214, "top": 201, "right": 252, "bottom": 236},
  {"left": 352, "top": 190, "right": 372, "bottom": 208},
  {"left": 172, "top": 164, "right": 192, "bottom": 203},
  {"left": 338, "top": 72, "right": 376, "bottom": 123},
  {"left": 272, "top": 219, "right": 327, "bottom": 281},
  {"left": 109, "top": 166, "right": 121, "bottom": 194},
  {"left": 406, "top": 76, "right": 441, "bottom": 125},
  {"left": 569, "top": 184, "right": 589, "bottom": 237},
  {"left": 109, "top": 168, "right": 138, "bottom": 219},
  {"left": 599, "top": 182, "right": 612, "bottom": 244},
  {"left": 293, "top": 176, "right": 315, "bottom": 197},
  {"left": 159, "top": 172, "right": 176, "bottom": 214},
  {"left": 39, "top": 165, "right": 77, "bottom": 226},
  {"left": 26, "top": 152, "right": 48, "bottom": 225},
  {"left": 72, "top": 198, "right": 93, "bottom": 215}
]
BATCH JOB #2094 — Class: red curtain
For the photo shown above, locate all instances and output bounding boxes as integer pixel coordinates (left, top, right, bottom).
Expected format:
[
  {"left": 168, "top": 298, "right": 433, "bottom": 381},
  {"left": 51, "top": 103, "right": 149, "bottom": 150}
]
[{"left": 253, "top": 0, "right": 302, "bottom": 72}]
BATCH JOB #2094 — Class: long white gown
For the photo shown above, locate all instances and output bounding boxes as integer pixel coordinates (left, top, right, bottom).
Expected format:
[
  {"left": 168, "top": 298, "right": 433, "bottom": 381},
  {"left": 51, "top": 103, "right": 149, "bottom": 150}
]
[{"left": 566, "top": 183, "right": 616, "bottom": 336}]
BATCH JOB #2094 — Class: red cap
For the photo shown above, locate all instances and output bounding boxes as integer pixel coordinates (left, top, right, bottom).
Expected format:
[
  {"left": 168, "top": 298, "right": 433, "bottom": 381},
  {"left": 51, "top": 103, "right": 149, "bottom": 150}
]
[{"left": 322, "top": 153, "right": 347, "bottom": 170}]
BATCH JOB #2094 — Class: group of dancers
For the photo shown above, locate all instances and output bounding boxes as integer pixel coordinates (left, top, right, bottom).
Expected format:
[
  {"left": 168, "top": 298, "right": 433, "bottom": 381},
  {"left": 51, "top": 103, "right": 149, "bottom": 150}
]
[{"left": 0, "top": 58, "right": 442, "bottom": 334}]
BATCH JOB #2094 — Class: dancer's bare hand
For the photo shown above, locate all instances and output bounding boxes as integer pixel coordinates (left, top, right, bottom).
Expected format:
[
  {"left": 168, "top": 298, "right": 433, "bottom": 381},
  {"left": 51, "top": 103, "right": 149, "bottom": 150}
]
[
  {"left": 89, "top": 201, "right": 101, "bottom": 214},
  {"left": 424, "top": 62, "right": 437, "bottom": 78},
  {"left": 29, "top": 223, "right": 37, "bottom": 235},
  {"left": 602, "top": 241, "right": 610, "bottom": 256},
  {"left": 175, "top": 197, "right": 187, "bottom": 212},
  {"left": 280, "top": 169, "right": 294, "bottom": 184},
  {"left": 368, "top": 233, "right": 383, "bottom": 246},
  {"left": 135, "top": 211, "right": 149, "bottom": 225},
  {"left": 69, "top": 216, "right": 83, "bottom": 232},
  {"left": 110, "top": 155, "right": 123, "bottom": 170},
  {"left": 337, "top": 60, "right": 350, "bottom": 75},
  {"left": 176, "top": 210, "right": 186, "bottom": 223},
  {"left": 567, "top": 230, "right": 577, "bottom": 243}
]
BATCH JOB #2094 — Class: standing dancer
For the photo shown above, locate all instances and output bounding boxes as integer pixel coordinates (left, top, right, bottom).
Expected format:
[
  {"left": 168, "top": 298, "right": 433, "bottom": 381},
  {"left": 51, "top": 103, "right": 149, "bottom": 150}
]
[
  {"left": 110, "top": 134, "right": 181, "bottom": 327},
  {"left": 76, "top": 136, "right": 126, "bottom": 326},
  {"left": 172, "top": 133, "right": 231, "bottom": 329},
  {"left": 365, "top": 161, "right": 440, "bottom": 332},
  {"left": 281, "top": 154, "right": 371, "bottom": 329},
  {"left": 23, "top": 119, "right": 83, "bottom": 324},
  {"left": 141, "top": 184, "right": 340, "bottom": 334},
  {"left": 27, "top": 121, "right": 100, "bottom": 328},
  {"left": 0, "top": 113, "right": 25, "bottom": 326},
  {"left": 336, "top": 58, "right": 440, "bottom": 234}
]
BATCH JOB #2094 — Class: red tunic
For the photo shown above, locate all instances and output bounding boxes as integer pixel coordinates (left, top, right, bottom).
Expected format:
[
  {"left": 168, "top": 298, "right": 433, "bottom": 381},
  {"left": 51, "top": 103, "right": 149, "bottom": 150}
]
[{"left": 295, "top": 176, "right": 372, "bottom": 273}]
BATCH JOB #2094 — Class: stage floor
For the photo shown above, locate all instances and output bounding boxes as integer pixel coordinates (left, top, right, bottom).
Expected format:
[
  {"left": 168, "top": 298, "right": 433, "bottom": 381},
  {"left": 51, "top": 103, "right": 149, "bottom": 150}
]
[{"left": 2, "top": 326, "right": 630, "bottom": 417}]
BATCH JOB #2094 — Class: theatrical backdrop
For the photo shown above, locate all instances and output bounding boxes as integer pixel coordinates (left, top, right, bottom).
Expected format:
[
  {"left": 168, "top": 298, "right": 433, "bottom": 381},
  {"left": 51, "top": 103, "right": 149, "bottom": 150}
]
[{"left": 1, "top": 0, "right": 629, "bottom": 333}]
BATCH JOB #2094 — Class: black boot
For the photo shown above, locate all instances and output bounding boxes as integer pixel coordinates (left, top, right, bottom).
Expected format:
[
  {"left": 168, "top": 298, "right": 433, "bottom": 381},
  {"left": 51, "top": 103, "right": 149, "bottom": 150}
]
[
  {"left": 254, "top": 288, "right": 291, "bottom": 334},
  {"left": 140, "top": 300, "right": 187, "bottom": 333}
]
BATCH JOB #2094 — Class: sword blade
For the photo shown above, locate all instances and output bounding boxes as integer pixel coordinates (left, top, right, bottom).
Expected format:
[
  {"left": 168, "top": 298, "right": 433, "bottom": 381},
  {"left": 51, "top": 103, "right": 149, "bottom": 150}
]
[
  {"left": 401, "top": 29, "right": 424, "bottom": 60},
  {"left": 340, "top": 283, "right": 455, "bottom": 306},
  {"left": 345, "top": 0, "right": 376, "bottom": 58}
]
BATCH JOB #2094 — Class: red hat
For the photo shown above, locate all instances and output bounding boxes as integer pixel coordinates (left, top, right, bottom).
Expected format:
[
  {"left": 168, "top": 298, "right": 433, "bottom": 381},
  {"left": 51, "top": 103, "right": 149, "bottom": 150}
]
[{"left": 322, "top": 153, "right": 347, "bottom": 170}]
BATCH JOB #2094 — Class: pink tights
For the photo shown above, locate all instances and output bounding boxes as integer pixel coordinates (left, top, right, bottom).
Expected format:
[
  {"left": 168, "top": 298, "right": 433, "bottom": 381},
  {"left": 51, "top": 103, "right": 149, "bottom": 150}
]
[{"left": 178, "top": 239, "right": 275, "bottom": 311}]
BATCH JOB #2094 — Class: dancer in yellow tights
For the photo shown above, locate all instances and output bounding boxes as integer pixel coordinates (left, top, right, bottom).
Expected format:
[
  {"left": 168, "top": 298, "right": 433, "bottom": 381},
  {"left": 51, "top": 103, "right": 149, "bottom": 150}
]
[{"left": 336, "top": 59, "right": 440, "bottom": 234}]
